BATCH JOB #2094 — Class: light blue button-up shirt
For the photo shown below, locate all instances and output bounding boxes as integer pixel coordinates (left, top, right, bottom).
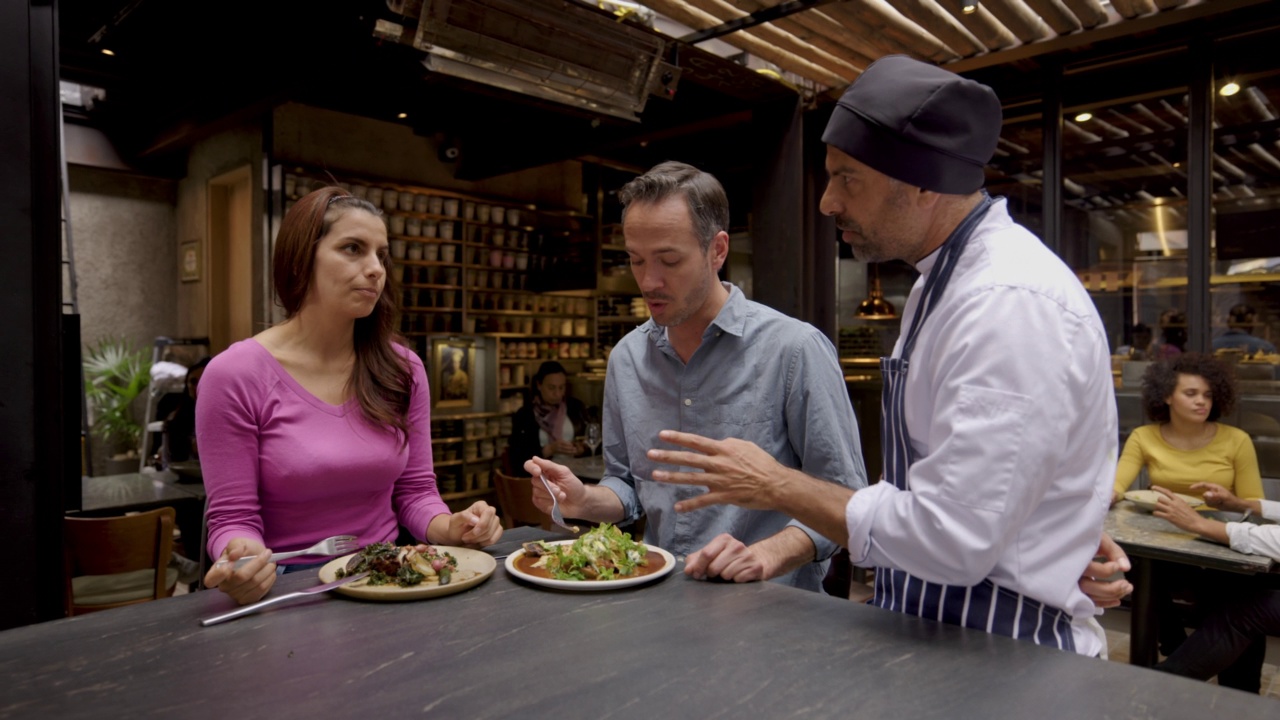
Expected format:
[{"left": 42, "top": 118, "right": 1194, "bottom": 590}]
[{"left": 599, "top": 283, "right": 867, "bottom": 591}]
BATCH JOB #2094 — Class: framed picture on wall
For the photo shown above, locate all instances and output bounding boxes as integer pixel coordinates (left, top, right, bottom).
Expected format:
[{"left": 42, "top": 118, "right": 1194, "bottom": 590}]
[
  {"left": 180, "top": 240, "right": 201, "bottom": 282},
  {"left": 432, "top": 337, "right": 475, "bottom": 409}
]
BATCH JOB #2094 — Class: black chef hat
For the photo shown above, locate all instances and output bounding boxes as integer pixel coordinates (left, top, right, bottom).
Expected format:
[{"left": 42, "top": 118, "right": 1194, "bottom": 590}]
[{"left": 822, "top": 55, "right": 1002, "bottom": 195}]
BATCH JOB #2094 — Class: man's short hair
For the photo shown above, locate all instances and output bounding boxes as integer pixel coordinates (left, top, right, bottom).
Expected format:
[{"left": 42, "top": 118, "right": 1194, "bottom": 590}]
[{"left": 618, "top": 161, "right": 729, "bottom": 253}]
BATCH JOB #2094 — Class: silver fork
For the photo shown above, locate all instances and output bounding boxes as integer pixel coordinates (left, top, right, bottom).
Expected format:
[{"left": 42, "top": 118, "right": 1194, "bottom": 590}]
[
  {"left": 223, "top": 535, "right": 359, "bottom": 570},
  {"left": 537, "top": 474, "right": 580, "bottom": 533}
]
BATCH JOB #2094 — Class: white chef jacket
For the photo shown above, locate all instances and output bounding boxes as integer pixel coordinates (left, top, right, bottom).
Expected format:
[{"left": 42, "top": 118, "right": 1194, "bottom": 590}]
[
  {"left": 1226, "top": 499, "right": 1280, "bottom": 559},
  {"left": 844, "top": 198, "right": 1118, "bottom": 656}
]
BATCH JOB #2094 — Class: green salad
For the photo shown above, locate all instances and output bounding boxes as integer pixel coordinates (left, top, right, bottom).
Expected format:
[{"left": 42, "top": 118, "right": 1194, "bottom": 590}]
[{"left": 523, "top": 523, "right": 648, "bottom": 581}]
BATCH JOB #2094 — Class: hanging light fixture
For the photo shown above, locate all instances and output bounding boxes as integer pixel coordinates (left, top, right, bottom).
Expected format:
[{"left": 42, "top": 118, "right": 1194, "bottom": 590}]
[{"left": 855, "top": 263, "right": 897, "bottom": 320}]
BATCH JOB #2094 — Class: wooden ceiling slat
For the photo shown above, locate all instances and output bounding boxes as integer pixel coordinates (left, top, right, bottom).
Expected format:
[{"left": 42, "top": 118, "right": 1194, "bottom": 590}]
[
  {"left": 1109, "top": 0, "right": 1157, "bottom": 19},
  {"left": 804, "top": 4, "right": 938, "bottom": 59},
  {"left": 729, "top": 0, "right": 876, "bottom": 70},
  {"left": 825, "top": 0, "right": 962, "bottom": 62},
  {"left": 808, "top": 7, "right": 920, "bottom": 59},
  {"left": 933, "top": 0, "right": 1020, "bottom": 51},
  {"left": 1061, "top": 0, "right": 1110, "bottom": 27},
  {"left": 1021, "top": 0, "right": 1085, "bottom": 34},
  {"left": 979, "top": 0, "right": 1054, "bottom": 43},
  {"left": 682, "top": 0, "right": 862, "bottom": 81},
  {"left": 643, "top": 0, "right": 853, "bottom": 86},
  {"left": 883, "top": 0, "right": 987, "bottom": 56}
]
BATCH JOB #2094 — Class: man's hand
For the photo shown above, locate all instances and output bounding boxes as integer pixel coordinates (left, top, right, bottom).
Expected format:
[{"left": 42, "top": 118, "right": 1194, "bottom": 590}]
[
  {"left": 684, "top": 533, "right": 769, "bottom": 583},
  {"left": 1079, "top": 532, "right": 1132, "bottom": 609},
  {"left": 1188, "top": 482, "right": 1247, "bottom": 512},
  {"left": 1152, "top": 486, "right": 1209, "bottom": 534},
  {"left": 647, "top": 430, "right": 788, "bottom": 513},
  {"left": 526, "top": 456, "right": 588, "bottom": 517}
]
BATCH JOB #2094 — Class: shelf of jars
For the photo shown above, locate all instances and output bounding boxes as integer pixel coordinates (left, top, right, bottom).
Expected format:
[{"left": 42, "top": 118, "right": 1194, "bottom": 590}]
[{"left": 430, "top": 413, "right": 512, "bottom": 498}]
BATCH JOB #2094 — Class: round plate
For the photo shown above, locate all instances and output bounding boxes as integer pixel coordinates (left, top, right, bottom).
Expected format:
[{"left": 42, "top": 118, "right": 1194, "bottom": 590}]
[
  {"left": 505, "top": 540, "right": 676, "bottom": 591},
  {"left": 1124, "top": 489, "right": 1205, "bottom": 512},
  {"left": 317, "top": 547, "right": 495, "bottom": 601}
]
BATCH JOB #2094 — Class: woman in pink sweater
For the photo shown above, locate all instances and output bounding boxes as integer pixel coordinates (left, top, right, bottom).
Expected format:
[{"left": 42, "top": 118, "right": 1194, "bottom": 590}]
[{"left": 200, "top": 187, "right": 502, "bottom": 605}]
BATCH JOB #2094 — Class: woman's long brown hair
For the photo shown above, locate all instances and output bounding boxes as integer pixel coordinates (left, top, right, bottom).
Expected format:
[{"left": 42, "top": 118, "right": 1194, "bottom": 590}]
[{"left": 273, "top": 186, "right": 412, "bottom": 445}]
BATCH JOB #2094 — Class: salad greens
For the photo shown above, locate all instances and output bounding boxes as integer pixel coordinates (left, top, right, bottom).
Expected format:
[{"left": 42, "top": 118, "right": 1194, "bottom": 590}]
[
  {"left": 337, "top": 542, "right": 458, "bottom": 587},
  {"left": 526, "top": 523, "right": 648, "bottom": 581}
]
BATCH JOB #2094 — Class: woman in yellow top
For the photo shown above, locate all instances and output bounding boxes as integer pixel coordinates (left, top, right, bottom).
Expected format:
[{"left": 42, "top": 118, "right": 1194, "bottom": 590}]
[{"left": 1113, "top": 352, "right": 1263, "bottom": 505}]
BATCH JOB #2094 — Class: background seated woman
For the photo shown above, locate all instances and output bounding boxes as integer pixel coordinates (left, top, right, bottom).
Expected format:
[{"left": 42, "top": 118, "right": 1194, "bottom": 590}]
[
  {"left": 508, "top": 361, "right": 587, "bottom": 471},
  {"left": 1113, "top": 352, "right": 1264, "bottom": 506}
]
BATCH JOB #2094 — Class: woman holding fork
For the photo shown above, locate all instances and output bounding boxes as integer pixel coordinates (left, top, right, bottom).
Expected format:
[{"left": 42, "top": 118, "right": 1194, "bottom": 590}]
[{"left": 199, "top": 187, "right": 502, "bottom": 605}]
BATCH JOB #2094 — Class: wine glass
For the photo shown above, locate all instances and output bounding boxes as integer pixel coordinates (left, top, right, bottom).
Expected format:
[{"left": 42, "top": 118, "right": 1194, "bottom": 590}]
[{"left": 584, "top": 422, "right": 601, "bottom": 457}]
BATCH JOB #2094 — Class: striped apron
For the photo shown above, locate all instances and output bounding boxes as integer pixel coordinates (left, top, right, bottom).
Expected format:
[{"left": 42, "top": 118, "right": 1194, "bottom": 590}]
[{"left": 873, "top": 193, "right": 1075, "bottom": 651}]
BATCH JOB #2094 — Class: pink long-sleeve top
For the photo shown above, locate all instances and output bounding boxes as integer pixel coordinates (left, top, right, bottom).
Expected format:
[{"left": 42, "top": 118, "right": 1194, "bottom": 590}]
[{"left": 198, "top": 338, "right": 449, "bottom": 563}]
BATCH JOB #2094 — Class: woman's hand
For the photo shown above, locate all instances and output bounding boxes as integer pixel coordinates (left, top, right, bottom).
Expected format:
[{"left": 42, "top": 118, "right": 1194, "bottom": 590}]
[
  {"left": 1110, "top": 490, "right": 1123, "bottom": 507},
  {"left": 1188, "top": 482, "right": 1247, "bottom": 512},
  {"left": 430, "top": 501, "right": 503, "bottom": 548},
  {"left": 203, "top": 537, "right": 276, "bottom": 605}
]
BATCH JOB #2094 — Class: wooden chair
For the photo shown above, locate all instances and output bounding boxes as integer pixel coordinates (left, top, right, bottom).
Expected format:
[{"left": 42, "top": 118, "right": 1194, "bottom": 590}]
[
  {"left": 492, "top": 468, "right": 555, "bottom": 531},
  {"left": 63, "top": 507, "right": 178, "bottom": 616}
]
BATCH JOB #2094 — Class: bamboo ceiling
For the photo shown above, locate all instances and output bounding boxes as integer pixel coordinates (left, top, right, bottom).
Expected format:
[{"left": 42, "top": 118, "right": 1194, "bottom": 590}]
[{"left": 639, "top": 0, "right": 1244, "bottom": 91}]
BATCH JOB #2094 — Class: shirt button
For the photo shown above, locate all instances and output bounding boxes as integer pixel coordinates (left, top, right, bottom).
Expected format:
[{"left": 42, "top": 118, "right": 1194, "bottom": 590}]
[{"left": 683, "top": 398, "right": 692, "bottom": 406}]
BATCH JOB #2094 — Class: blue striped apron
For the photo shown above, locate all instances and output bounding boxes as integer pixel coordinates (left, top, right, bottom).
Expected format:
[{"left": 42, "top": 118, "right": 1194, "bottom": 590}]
[{"left": 873, "top": 193, "right": 1075, "bottom": 651}]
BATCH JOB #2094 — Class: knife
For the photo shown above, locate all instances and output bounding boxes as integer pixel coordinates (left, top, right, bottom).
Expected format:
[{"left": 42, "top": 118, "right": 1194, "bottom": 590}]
[{"left": 200, "top": 572, "right": 370, "bottom": 627}]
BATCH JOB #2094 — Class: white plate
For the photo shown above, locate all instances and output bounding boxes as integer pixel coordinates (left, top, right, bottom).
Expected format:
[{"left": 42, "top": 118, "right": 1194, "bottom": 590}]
[
  {"left": 1124, "top": 489, "right": 1205, "bottom": 512},
  {"left": 317, "top": 547, "right": 495, "bottom": 601},
  {"left": 505, "top": 540, "right": 676, "bottom": 591}
]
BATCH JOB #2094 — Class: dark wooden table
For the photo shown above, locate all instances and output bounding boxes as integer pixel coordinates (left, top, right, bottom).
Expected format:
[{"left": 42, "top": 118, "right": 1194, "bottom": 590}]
[
  {"left": 2, "top": 526, "right": 1274, "bottom": 718},
  {"left": 73, "top": 471, "right": 206, "bottom": 563},
  {"left": 1106, "top": 502, "right": 1277, "bottom": 666},
  {"left": 560, "top": 454, "right": 605, "bottom": 482}
]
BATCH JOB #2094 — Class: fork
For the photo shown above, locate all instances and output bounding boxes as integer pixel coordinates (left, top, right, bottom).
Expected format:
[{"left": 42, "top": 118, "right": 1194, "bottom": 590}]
[
  {"left": 199, "top": 571, "right": 369, "bottom": 626},
  {"left": 223, "top": 534, "right": 359, "bottom": 570},
  {"left": 537, "top": 474, "right": 580, "bottom": 533}
]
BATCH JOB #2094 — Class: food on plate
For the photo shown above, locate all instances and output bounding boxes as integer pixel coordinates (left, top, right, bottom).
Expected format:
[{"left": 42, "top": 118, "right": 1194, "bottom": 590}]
[
  {"left": 1124, "top": 489, "right": 1205, "bottom": 512},
  {"left": 521, "top": 523, "right": 649, "bottom": 581},
  {"left": 336, "top": 542, "right": 458, "bottom": 587}
]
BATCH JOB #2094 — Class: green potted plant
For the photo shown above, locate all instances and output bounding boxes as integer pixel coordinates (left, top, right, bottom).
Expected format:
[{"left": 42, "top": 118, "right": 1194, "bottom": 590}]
[{"left": 83, "top": 336, "right": 151, "bottom": 473}]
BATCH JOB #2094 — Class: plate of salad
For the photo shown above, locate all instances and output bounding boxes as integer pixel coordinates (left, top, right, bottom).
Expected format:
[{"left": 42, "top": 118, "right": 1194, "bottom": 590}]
[
  {"left": 318, "top": 542, "right": 495, "bottom": 601},
  {"left": 505, "top": 523, "right": 676, "bottom": 591}
]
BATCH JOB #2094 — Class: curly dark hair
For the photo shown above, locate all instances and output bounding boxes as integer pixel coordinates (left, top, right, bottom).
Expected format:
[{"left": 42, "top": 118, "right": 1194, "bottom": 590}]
[{"left": 1140, "top": 352, "right": 1237, "bottom": 423}]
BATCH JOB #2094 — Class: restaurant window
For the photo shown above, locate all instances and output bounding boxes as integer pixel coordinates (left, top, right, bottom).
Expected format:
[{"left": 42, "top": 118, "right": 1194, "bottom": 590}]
[
  {"left": 1053, "top": 48, "right": 1192, "bottom": 437},
  {"left": 1212, "top": 26, "right": 1280, "bottom": 479}
]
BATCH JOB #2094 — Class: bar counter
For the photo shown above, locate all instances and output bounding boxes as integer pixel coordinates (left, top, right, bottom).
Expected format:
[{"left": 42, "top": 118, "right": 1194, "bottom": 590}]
[{"left": 1, "top": 527, "right": 1273, "bottom": 718}]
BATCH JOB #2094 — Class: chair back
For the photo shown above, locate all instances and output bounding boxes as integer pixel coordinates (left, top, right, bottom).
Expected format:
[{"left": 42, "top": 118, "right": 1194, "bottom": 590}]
[
  {"left": 63, "top": 507, "right": 177, "bottom": 615},
  {"left": 492, "top": 469, "right": 555, "bottom": 530}
]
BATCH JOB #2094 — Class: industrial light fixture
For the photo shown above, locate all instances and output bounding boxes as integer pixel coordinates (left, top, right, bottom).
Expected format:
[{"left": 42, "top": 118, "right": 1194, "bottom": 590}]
[
  {"left": 961, "top": 3, "right": 978, "bottom": 14},
  {"left": 397, "top": 112, "right": 408, "bottom": 119},
  {"left": 855, "top": 264, "right": 896, "bottom": 320},
  {"left": 1074, "top": 112, "right": 1093, "bottom": 122},
  {"left": 1219, "top": 81, "right": 1241, "bottom": 97},
  {"left": 410, "top": 0, "right": 678, "bottom": 122},
  {"left": 100, "top": 48, "right": 115, "bottom": 56}
]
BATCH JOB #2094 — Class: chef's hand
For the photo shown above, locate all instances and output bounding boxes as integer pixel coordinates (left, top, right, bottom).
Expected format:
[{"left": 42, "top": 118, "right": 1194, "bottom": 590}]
[
  {"left": 1079, "top": 532, "right": 1132, "bottom": 609},
  {"left": 204, "top": 537, "right": 276, "bottom": 605}
]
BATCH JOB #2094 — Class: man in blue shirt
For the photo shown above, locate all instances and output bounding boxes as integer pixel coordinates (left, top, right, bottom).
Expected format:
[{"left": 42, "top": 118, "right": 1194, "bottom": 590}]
[
  {"left": 1213, "top": 303, "right": 1276, "bottom": 354},
  {"left": 526, "top": 161, "right": 866, "bottom": 591}
]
